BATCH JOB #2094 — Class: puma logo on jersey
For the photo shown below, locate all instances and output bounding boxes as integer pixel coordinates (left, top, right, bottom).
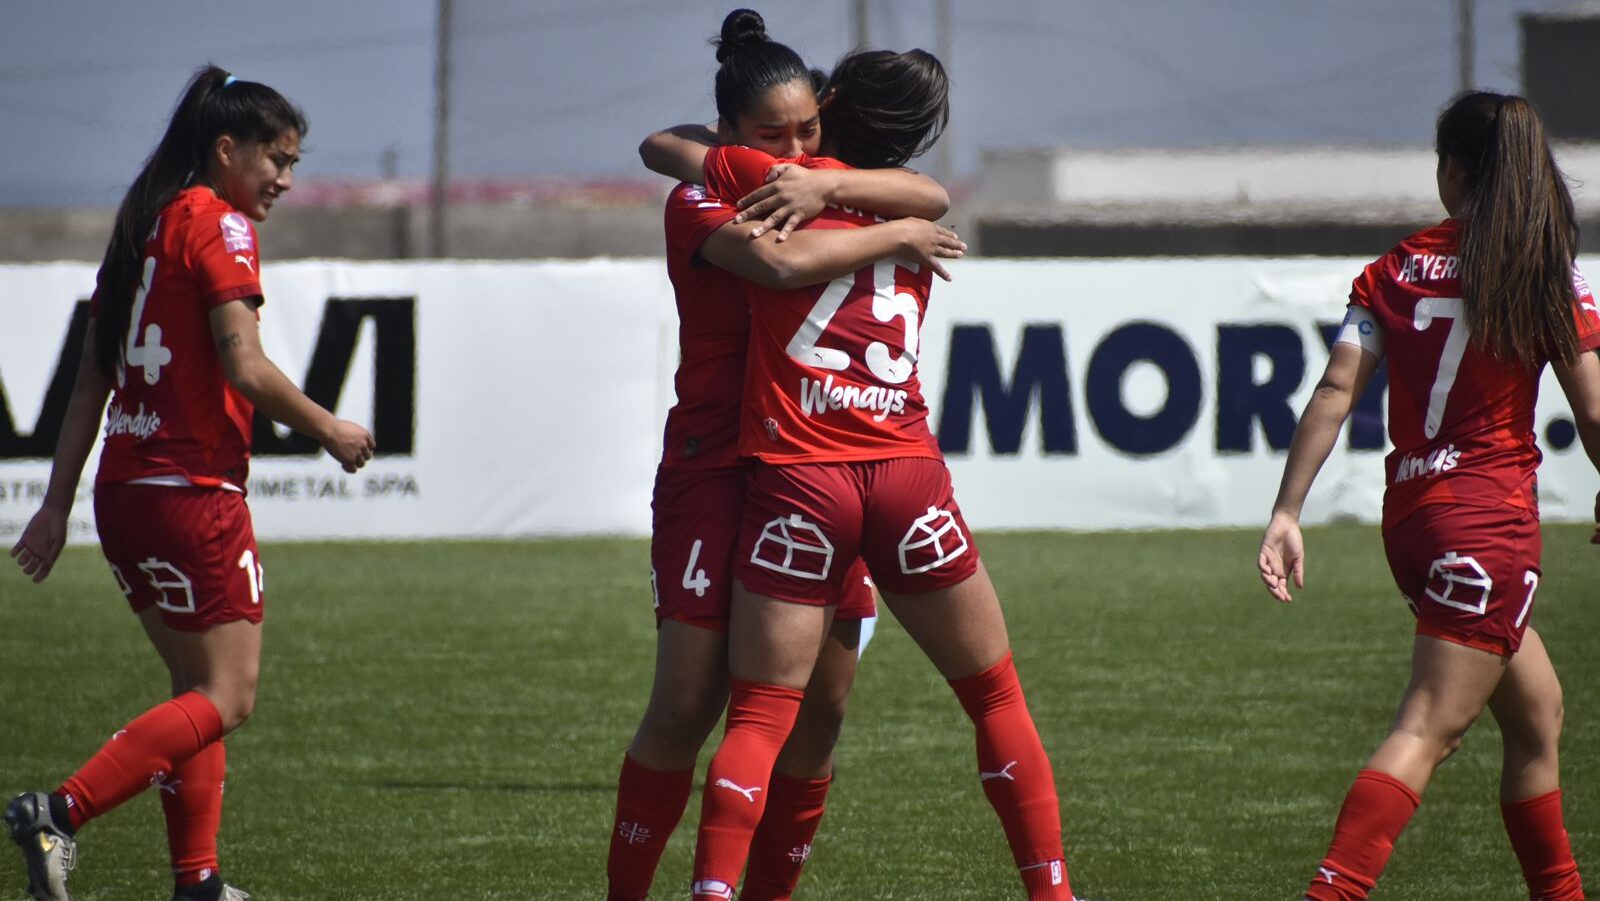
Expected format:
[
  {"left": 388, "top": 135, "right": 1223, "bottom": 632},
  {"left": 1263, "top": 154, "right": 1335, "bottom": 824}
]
[
  {"left": 714, "top": 778, "right": 763, "bottom": 802},
  {"left": 234, "top": 254, "right": 255, "bottom": 273},
  {"left": 980, "top": 760, "right": 1019, "bottom": 782}
]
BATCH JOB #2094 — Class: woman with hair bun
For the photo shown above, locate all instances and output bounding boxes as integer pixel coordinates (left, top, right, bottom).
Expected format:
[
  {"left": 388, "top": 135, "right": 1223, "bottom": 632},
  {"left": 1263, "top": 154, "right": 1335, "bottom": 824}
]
[
  {"left": 7, "top": 64, "right": 373, "bottom": 901},
  {"left": 640, "top": 26, "right": 1077, "bottom": 901},
  {"left": 1259, "top": 91, "right": 1600, "bottom": 901},
  {"left": 606, "top": 11, "right": 962, "bottom": 901}
]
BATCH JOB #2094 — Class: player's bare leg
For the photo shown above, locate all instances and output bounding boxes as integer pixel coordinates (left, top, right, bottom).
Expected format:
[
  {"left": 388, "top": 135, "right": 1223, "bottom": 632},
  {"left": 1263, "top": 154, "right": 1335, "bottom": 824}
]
[
  {"left": 1304, "top": 635, "right": 1508, "bottom": 900},
  {"left": 629, "top": 621, "right": 730, "bottom": 770},
  {"left": 879, "top": 559, "right": 1009, "bottom": 681},
  {"left": 1364, "top": 635, "right": 1506, "bottom": 792},
  {"left": 1488, "top": 628, "right": 1584, "bottom": 901},
  {"left": 155, "top": 619, "right": 261, "bottom": 735},
  {"left": 880, "top": 561, "right": 1070, "bottom": 900}
]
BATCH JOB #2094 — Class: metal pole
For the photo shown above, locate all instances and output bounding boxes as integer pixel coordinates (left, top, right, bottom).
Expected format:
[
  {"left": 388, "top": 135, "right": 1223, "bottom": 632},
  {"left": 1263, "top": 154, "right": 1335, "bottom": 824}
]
[
  {"left": 1457, "top": 0, "right": 1475, "bottom": 93},
  {"left": 934, "top": 0, "right": 952, "bottom": 185},
  {"left": 430, "top": 0, "right": 452, "bottom": 258},
  {"left": 852, "top": 0, "right": 870, "bottom": 49}
]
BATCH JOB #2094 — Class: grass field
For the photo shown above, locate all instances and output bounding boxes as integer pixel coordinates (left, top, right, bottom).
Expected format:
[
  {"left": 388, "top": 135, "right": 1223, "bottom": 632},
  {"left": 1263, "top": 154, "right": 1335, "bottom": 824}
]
[{"left": 1, "top": 525, "right": 1596, "bottom": 900}]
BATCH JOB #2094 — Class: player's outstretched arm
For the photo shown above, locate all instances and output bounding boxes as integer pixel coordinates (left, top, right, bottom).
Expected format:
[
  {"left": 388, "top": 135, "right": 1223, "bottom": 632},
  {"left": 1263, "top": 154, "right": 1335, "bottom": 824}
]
[
  {"left": 639, "top": 124, "right": 718, "bottom": 184},
  {"left": 210, "top": 299, "right": 374, "bottom": 473},
  {"left": 1552, "top": 347, "right": 1600, "bottom": 542},
  {"left": 701, "top": 217, "right": 964, "bottom": 290},
  {"left": 736, "top": 165, "right": 950, "bottom": 241},
  {"left": 1258, "top": 341, "right": 1380, "bottom": 602},
  {"left": 9, "top": 327, "right": 113, "bottom": 583}
]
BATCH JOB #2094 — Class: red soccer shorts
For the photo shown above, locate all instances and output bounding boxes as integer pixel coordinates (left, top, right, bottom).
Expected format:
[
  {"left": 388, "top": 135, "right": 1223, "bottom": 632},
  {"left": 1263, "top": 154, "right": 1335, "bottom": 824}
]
[
  {"left": 651, "top": 465, "right": 874, "bottom": 629},
  {"left": 94, "top": 482, "right": 264, "bottom": 632},
  {"left": 1383, "top": 502, "right": 1542, "bottom": 657},
  {"left": 736, "top": 457, "right": 980, "bottom": 605}
]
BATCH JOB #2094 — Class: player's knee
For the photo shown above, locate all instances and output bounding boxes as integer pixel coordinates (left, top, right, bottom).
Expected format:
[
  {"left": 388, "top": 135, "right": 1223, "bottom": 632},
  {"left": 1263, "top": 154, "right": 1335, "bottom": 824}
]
[
  {"left": 200, "top": 677, "right": 258, "bottom": 733},
  {"left": 639, "top": 694, "right": 722, "bottom": 753}
]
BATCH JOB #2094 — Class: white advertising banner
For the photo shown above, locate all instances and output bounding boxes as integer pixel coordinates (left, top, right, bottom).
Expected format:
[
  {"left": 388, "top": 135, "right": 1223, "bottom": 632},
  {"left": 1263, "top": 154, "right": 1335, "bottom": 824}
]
[{"left": 0, "top": 258, "right": 1594, "bottom": 541}]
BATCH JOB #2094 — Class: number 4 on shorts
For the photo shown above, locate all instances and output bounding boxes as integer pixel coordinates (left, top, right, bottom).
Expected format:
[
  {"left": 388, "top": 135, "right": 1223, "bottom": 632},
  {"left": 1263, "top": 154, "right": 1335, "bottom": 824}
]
[{"left": 682, "top": 539, "right": 710, "bottom": 598}]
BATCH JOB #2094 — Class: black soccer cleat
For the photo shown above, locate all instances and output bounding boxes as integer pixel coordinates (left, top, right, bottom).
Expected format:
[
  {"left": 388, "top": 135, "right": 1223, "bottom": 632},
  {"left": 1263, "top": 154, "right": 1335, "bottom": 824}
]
[{"left": 5, "top": 792, "right": 77, "bottom": 901}]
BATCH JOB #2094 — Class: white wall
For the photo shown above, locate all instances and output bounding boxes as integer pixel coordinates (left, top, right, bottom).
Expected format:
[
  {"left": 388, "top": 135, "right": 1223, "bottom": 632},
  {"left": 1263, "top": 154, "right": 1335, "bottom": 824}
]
[{"left": 1, "top": 259, "right": 1593, "bottom": 541}]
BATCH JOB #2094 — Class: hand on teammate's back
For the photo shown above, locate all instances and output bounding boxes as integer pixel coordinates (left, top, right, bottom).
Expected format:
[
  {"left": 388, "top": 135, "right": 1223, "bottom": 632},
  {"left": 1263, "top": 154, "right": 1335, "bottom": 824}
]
[
  {"left": 735, "top": 164, "right": 828, "bottom": 241},
  {"left": 323, "top": 420, "right": 376, "bottom": 473},
  {"left": 895, "top": 218, "right": 966, "bottom": 281}
]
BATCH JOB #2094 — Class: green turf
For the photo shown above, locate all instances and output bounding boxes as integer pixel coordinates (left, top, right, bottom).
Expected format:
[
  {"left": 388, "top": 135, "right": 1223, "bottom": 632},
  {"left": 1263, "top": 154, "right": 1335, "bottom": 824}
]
[{"left": 1, "top": 525, "right": 1595, "bottom": 900}]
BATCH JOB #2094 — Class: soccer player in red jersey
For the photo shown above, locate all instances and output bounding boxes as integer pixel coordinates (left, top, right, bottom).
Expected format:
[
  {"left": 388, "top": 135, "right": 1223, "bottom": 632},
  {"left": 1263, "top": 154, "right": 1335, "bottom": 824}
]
[
  {"left": 606, "top": 12, "right": 966, "bottom": 901},
  {"left": 6, "top": 66, "right": 374, "bottom": 901},
  {"left": 650, "top": 48, "right": 1075, "bottom": 901},
  {"left": 1259, "top": 92, "right": 1600, "bottom": 901}
]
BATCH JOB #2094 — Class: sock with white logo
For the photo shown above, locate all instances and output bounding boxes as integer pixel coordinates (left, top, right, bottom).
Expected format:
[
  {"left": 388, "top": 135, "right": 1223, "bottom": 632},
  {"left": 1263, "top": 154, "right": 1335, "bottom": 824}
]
[
  {"left": 691, "top": 680, "right": 805, "bottom": 899},
  {"left": 58, "top": 691, "right": 225, "bottom": 829},
  {"left": 163, "top": 740, "right": 226, "bottom": 889},
  {"left": 1305, "top": 769, "right": 1420, "bottom": 901},
  {"left": 1502, "top": 789, "right": 1584, "bottom": 901},
  {"left": 741, "top": 772, "right": 832, "bottom": 901},
  {"left": 950, "top": 652, "right": 1072, "bottom": 901},
  {"left": 605, "top": 754, "right": 694, "bottom": 901}
]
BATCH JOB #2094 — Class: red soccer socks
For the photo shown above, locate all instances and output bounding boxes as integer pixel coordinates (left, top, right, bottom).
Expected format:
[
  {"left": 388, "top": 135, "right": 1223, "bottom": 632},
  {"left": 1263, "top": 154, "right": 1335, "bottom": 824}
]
[
  {"left": 691, "top": 680, "right": 805, "bottom": 900},
  {"left": 606, "top": 755, "right": 695, "bottom": 901},
  {"left": 1305, "top": 769, "right": 1421, "bottom": 901},
  {"left": 949, "top": 652, "right": 1072, "bottom": 901},
  {"left": 1503, "top": 789, "right": 1585, "bottom": 901},
  {"left": 162, "top": 740, "right": 227, "bottom": 888},
  {"left": 741, "top": 773, "right": 832, "bottom": 901},
  {"left": 57, "top": 691, "right": 225, "bottom": 829}
]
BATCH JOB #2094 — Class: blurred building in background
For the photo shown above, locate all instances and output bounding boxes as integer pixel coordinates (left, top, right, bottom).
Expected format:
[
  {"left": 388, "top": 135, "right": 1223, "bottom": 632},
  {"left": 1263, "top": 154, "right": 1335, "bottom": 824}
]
[{"left": 5, "top": 1, "right": 1600, "bottom": 261}]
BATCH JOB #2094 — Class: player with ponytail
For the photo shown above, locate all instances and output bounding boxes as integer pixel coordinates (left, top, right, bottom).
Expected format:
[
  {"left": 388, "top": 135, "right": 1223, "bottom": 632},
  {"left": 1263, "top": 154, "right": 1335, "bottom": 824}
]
[
  {"left": 1259, "top": 91, "right": 1600, "bottom": 901},
  {"left": 7, "top": 64, "right": 373, "bottom": 901},
  {"left": 607, "top": 10, "right": 965, "bottom": 901}
]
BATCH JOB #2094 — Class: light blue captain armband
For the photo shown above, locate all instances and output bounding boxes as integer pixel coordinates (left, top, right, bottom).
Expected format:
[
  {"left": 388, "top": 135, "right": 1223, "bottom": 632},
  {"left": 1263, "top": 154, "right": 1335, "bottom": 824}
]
[{"left": 1335, "top": 305, "right": 1384, "bottom": 358}]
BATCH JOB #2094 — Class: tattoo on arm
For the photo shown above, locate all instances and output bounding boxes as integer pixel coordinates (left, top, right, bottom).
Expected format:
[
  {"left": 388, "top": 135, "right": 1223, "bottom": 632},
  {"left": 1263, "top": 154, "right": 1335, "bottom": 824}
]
[{"left": 218, "top": 332, "right": 242, "bottom": 353}]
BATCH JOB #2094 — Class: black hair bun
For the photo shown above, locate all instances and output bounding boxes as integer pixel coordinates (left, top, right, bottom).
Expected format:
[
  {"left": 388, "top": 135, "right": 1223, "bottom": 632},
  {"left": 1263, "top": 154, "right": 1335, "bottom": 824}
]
[{"left": 715, "top": 8, "right": 768, "bottom": 62}]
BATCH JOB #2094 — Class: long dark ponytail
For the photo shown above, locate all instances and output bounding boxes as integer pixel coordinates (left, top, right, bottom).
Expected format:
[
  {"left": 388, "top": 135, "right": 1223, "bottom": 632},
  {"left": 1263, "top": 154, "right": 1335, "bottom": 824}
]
[
  {"left": 1435, "top": 91, "right": 1580, "bottom": 368},
  {"left": 820, "top": 49, "right": 949, "bottom": 170},
  {"left": 94, "top": 64, "right": 307, "bottom": 378},
  {"left": 711, "top": 9, "right": 811, "bottom": 125}
]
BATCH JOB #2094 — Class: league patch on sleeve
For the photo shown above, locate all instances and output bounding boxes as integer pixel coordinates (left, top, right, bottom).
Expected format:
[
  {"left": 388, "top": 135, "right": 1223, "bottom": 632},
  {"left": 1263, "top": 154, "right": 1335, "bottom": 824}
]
[{"left": 220, "top": 213, "right": 255, "bottom": 252}]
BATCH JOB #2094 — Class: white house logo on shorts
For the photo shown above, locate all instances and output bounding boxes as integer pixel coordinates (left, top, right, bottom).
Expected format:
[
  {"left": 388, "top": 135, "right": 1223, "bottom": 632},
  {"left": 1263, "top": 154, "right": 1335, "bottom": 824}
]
[
  {"left": 898, "top": 506, "right": 968, "bottom": 575},
  {"left": 220, "top": 213, "right": 254, "bottom": 252},
  {"left": 751, "top": 514, "right": 834, "bottom": 581},
  {"left": 1425, "top": 551, "right": 1492, "bottom": 615},
  {"left": 138, "top": 558, "right": 196, "bottom": 614}
]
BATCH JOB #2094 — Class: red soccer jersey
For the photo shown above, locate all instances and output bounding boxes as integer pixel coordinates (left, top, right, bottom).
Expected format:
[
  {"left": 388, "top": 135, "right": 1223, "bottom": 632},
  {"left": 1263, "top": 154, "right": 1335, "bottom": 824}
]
[
  {"left": 1349, "top": 219, "right": 1600, "bottom": 526},
  {"left": 702, "top": 145, "right": 940, "bottom": 464},
  {"left": 95, "top": 187, "right": 263, "bottom": 488},
  {"left": 659, "top": 180, "right": 745, "bottom": 470}
]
